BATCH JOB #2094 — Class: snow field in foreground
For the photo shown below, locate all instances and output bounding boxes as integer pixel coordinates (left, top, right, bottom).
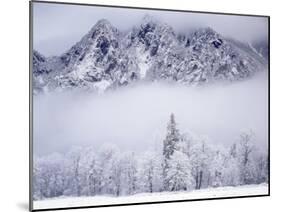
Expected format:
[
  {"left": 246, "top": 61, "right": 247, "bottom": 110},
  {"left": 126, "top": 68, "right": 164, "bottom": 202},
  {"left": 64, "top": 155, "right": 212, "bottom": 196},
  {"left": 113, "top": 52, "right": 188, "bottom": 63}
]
[{"left": 34, "top": 183, "right": 268, "bottom": 210}]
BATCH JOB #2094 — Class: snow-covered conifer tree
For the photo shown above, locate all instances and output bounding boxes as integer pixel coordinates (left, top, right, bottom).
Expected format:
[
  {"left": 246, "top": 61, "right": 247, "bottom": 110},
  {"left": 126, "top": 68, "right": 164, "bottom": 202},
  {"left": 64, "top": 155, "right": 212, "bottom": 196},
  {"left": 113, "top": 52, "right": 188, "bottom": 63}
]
[
  {"left": 163, "top": 113, "right": 181, "bottom": 190},
  {"left": 163, "top": 113, "right": 181, "bottom": 160}
]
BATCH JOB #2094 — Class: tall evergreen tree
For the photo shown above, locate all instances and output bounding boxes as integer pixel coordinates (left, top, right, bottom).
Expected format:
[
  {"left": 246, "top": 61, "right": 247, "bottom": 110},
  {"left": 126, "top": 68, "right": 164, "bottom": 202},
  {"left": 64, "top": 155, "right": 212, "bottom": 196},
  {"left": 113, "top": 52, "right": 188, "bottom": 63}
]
[
  {"left": 163, "top": 113, "right": 181, "bottom": 190},
  {"left": 163, "top": 113, "right": 180, "bottom": 160}
]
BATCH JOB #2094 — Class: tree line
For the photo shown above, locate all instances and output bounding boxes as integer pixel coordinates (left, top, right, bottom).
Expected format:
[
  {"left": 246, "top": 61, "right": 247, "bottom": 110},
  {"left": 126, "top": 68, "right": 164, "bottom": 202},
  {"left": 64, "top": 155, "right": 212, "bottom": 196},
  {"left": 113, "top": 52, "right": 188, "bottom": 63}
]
[{"left": 33, "top": 113, "right": 268, "bottom": 200}]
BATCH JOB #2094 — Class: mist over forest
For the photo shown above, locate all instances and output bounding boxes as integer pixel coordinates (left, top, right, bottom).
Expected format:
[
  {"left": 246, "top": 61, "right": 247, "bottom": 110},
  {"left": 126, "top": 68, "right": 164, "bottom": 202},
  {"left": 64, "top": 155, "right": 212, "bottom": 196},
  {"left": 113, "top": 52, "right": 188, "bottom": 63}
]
[{"left": 33, "top": 72, "right": 268, "bottom": 156}]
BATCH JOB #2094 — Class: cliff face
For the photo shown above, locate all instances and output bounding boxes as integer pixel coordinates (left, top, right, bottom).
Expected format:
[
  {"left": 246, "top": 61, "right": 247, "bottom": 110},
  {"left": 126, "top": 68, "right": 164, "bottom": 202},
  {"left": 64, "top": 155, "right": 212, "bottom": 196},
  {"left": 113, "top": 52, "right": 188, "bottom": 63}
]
[{"left": 33, "top": 16, "right": 268, "bottom": 93}]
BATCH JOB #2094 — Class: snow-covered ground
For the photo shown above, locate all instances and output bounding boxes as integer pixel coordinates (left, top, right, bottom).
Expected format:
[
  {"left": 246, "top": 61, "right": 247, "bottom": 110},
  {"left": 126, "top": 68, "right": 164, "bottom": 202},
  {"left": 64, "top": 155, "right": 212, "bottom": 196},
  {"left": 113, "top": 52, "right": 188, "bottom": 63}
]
[{"left": 33, "top": 183, "right": 268, "bottom": 210}]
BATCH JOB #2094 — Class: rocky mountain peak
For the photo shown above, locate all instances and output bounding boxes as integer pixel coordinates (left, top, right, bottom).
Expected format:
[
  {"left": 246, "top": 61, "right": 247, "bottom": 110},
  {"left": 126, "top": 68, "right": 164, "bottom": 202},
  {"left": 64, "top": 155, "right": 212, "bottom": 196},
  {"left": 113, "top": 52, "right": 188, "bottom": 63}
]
[
  {"left": 33, "top": 16, "right": 268, "bottom": 94},
  {"left": 89, "top": 19, "right": 119, "bottom": 39}
]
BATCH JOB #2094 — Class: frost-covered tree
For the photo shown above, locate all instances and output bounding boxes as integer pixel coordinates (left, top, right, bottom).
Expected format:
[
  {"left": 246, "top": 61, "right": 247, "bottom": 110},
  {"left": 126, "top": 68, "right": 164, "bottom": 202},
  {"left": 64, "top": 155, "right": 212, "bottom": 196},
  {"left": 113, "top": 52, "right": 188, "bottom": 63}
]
[
  {"left": 109, "top": 155, "right": 123, "bottom": 196},
  {"left": 98, "top": 144, "right": 122, "bottom": 196},
  {"left": 222, "top": 143, "right": 240, "bottom": 186},
  {"left": 82, "top": 150, "right": 103, "bottom": 196},
  {"left": 177, "top": 132, "right": 196, "bottom": 158},
  {"left": 87, "top": 158, "right": 101, "bottom": 195},
  {"left": 33, "top": 127, "right": 268, "bottom": 200},
  {"left": 166, "top": 150, "right": 194, "bottom": 191},
  {"left": 137, "top": 151, "right": 163, "bottom": 193},
  {"left": 63, "top": 148, "right": 84, "bottom": 196},
  {"left": 209, "top": 149, "right": 226, "bottom": 187},
  {"left": 33, "top": 153, "right": 67, "bottom": 199},
  {"left": 255, "top": 152, "right": 268, "bottom": 183},
  {"left": 121, "top": 152, "right": 138, "bottom": 195},
  {"left": 190, "top": 137, "right": 212, "bottom": 189},
  {"left": 236, "top": 130, "right": 257, "bottom": 185}
]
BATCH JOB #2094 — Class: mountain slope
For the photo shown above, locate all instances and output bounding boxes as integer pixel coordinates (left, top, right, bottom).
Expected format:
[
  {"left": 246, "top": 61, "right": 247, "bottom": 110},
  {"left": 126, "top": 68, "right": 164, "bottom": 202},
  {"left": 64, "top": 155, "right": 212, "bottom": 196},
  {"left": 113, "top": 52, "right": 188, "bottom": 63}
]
[{"left": 33, "top": 16, "right": 268, "bottom": 93}]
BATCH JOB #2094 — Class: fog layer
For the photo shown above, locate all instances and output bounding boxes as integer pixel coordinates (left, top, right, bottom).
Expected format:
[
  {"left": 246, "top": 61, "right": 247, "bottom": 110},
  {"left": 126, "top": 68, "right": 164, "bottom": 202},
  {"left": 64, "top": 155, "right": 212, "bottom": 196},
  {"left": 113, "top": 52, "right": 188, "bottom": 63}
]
[{"left": 34, "top": 75, "right": 268, "bottom": 156}]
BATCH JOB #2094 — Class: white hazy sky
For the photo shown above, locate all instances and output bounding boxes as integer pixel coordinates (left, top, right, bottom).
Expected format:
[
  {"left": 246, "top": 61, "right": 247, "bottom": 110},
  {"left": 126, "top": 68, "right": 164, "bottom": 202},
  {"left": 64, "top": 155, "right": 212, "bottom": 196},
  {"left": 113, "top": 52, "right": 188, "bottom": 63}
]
[{"left": 32, "top": 2, "right": 268, "bottom": 57}]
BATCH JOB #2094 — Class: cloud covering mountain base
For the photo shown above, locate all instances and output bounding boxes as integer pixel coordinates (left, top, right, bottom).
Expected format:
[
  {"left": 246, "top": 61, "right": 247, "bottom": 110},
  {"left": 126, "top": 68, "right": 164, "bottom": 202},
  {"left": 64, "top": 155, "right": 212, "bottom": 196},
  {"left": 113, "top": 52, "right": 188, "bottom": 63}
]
[{"left": 34, "top": 73, "right": 268, "bottom": 156}]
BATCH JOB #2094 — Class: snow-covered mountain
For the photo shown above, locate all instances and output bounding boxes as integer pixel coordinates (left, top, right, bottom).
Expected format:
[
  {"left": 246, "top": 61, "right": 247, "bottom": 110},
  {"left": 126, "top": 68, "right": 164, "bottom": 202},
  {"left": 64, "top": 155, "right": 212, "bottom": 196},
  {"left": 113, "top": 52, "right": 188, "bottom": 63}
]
[
  {"left": 33, "top": 16, "right": 268, "bottom": 93},
  {"left": 251, "top": 39, "right": 269, "bottom": 60}
]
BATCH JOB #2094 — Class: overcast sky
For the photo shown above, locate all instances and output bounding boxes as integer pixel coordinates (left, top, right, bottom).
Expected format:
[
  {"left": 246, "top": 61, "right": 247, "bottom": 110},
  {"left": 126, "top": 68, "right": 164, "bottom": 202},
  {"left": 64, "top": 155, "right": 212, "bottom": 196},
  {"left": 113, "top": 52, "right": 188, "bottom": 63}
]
[{"left": 33, "top": 2, "right": 268, "bottom": 57}]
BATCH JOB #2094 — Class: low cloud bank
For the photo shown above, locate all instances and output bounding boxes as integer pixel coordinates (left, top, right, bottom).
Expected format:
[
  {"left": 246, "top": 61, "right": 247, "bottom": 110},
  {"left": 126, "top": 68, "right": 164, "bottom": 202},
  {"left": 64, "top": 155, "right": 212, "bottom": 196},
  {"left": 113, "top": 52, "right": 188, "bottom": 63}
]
[{"left": 34, "top": 76, "right": 268, "bottom": 156}]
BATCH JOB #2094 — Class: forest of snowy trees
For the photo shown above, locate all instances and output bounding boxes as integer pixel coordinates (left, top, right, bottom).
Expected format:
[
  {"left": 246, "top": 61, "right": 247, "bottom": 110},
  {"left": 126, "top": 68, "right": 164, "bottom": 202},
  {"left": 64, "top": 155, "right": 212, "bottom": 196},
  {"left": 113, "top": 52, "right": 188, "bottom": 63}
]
[{"left": 33, "top": 114, "right": 268, "bottom": 200}]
